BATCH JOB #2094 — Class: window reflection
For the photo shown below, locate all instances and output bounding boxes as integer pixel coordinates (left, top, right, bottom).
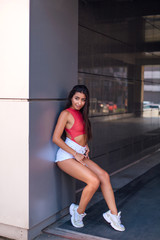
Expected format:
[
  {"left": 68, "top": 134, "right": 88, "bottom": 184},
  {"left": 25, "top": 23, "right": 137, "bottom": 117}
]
[
  {"left": 79, "top": 69, "right": 129, "bottom": 116},
  {"left": 143, "top": 65, "right": 160, "bottom": 118}
]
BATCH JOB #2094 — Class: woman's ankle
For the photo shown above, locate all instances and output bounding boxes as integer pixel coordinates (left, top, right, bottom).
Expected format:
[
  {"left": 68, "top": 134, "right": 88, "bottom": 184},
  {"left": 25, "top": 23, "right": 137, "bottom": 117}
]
[
  {"left": 77, "top": 207, "right": 85, "bottom": 215},
  {"left": 110, "top": 210, "right": 118, "bottom": 215}
]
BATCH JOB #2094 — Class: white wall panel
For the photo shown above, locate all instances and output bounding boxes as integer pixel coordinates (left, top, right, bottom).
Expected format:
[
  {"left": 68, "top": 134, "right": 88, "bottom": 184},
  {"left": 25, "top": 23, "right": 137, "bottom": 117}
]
[
  {"left": 0, "top": 0, "right": 29, "bottom": 98},
  {"left": 0, "top": 100, "right": 29, "bottom": 228}
]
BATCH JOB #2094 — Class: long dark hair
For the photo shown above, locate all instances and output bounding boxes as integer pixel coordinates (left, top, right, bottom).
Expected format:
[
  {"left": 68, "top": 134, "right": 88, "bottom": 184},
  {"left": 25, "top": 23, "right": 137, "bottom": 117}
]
[{"left": 65, "top": 85, "right": 92, "bottom": 141}]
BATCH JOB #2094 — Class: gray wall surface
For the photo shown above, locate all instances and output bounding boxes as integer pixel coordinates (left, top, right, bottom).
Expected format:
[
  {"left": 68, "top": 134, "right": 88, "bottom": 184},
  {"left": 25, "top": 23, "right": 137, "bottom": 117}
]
[
  {"left": 29, "top": 0, "right": 78, "bottom": 229},
  {"left": 29, "top": 0, "right": 78, "bottom": 99},
  {"left": 29, "top": 101, "right": 75, "bottom": 227}
]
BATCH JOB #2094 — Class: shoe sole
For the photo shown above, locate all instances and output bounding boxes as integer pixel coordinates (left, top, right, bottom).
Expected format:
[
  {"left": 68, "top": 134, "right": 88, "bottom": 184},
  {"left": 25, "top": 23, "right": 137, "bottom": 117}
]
[
  {"left": 69, "top": 204, "right": 84, "bottom": 228},
  {"left": 103, "top": 213, "right": 125, "bottom": 232}
]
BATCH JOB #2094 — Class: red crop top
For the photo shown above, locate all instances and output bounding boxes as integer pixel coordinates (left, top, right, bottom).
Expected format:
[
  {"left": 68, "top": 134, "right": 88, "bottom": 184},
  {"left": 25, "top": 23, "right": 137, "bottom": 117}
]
[{"left": 65, "top": 108, "right": 86, "bottom": 143}]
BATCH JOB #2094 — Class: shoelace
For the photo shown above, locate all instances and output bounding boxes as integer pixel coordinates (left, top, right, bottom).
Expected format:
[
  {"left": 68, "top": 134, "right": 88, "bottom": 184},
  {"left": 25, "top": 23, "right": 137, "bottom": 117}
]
[{"left": 76, "top": 212, "right": 86, "bottom": 222}]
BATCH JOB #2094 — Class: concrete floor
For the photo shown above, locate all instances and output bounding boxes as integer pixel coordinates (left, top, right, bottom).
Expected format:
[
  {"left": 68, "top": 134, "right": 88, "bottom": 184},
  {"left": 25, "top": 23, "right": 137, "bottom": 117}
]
[
  {"left": 1, "top": 148, "right": 160, "bottom": 240},
  {"left": 35, "top": 149, "right": 160, "bottom": 240}
]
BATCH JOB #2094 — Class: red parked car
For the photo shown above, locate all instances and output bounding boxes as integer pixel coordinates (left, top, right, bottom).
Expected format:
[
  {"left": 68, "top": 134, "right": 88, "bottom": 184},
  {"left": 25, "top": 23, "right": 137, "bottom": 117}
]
[{"left": 107, "top": 102, "right": 117, "bottom": 113}]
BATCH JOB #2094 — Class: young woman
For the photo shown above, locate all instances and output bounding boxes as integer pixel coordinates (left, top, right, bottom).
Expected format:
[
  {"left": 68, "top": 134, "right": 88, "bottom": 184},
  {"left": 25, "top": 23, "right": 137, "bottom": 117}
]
[{"left": 52, "top": 85, "right": 125, "bottom": 231}]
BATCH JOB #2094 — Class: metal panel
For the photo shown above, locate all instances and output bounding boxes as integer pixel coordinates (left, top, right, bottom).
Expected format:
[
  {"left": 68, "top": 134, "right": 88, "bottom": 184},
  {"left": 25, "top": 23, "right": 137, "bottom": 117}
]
[
  {"left": 29, "top": 0, "right": 78, "bottom": 228},
  {"left": 29, "top": 100, "right": 75, "bottom": 227},
  {"left": 29, "top": 0, "right": 78, "bottom": 99}
]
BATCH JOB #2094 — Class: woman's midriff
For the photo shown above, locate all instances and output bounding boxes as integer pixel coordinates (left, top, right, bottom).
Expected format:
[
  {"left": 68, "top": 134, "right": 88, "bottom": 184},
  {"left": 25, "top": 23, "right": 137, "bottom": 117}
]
[{"left": 66, "top": 133, "right": 87, "bottom": 147}]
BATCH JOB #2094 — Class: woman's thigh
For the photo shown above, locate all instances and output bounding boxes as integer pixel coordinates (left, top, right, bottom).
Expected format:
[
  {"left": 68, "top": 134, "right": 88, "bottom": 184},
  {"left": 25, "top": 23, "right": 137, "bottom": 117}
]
[
  {"left": 57, "top": 158, "right": 99, "bottom": 184},
  {"left": 83, "top": 158, "right": 109, "bottom": 181}
]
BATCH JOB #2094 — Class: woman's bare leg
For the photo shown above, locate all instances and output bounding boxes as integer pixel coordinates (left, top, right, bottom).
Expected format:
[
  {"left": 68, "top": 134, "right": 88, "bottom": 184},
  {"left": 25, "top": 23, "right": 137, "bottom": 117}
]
[
  {"left": 84, "top": 158, "right": 118, "bottom": 215},
  {"left": 57, "top": 159, "right": 100, "bottom": 214}
]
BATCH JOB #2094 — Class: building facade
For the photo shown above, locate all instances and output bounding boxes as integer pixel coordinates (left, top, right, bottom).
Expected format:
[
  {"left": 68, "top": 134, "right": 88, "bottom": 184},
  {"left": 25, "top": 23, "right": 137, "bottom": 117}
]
[{"left": 0, "top": 0, "right": 160, "bottom": 239}]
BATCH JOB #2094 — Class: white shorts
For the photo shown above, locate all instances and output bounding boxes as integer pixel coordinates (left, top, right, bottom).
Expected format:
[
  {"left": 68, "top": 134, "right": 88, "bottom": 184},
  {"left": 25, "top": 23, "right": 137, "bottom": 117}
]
[{"left": 55, "top": 137, "right": 87, "bottom": 162}]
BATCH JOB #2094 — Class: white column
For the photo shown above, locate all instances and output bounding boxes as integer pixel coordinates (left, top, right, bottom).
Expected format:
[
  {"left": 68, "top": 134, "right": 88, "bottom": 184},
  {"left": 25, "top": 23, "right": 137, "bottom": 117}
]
[{"left": 0, "top": 0, "right": 30, "bottom": 239}]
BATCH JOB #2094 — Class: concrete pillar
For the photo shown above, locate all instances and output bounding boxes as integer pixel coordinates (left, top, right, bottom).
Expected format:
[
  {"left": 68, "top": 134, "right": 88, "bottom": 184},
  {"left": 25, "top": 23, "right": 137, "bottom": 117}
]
[
  {"left": 0, "top": 1, "right": 78, "bottom": 239},
  {"left": 134, "top": 65, "right": 143, "bottom": 117},
  {"left": 127, "top": 65, "right": 134, "bottom": 113}
]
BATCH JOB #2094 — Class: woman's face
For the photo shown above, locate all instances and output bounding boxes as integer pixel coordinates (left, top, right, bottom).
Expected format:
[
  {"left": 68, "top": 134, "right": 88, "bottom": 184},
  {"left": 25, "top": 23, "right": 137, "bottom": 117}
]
[{"left": 71, "top": 92, "right": 86, "bottom": 110}]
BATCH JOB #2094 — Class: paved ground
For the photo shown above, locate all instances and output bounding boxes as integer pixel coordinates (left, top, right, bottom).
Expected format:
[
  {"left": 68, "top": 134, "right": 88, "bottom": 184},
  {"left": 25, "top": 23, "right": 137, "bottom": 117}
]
[
  {"left": 49, "top": 174, "right": 160, "bottom": 240},
  {"left": 35, "top": 149, "right": 160, "bottom": 240},
  {"left": 1, "top": 149, "right": 160, "bottom": 240}
]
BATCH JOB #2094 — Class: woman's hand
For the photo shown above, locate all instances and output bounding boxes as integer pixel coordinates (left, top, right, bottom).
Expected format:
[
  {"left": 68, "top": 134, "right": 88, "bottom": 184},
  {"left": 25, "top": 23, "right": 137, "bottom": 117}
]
[
  {"left": 84, "top": 145, "right": 90, "bottom": 159},
  {"left": 74, "top": 152, "right": 86, "bottom": 165}
]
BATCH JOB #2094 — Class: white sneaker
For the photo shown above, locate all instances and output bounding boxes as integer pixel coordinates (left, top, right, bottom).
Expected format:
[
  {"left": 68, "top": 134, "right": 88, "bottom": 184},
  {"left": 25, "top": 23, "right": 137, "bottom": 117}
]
[
  {"left": 69, "top": 203, "right": 86, "bottom": 228},
  {"left": 103, "top": 210, "right": 125, "bottom": 231}
]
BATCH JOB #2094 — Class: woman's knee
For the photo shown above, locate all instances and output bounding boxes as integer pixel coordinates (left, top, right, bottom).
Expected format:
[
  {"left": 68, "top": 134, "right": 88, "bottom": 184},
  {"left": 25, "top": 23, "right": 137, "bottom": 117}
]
[
  {"left": 99, "top": 170, "right": 110, "bottom": 184},
  {"left": 88, "top": 175, "right": 100, "bottom": 190}
]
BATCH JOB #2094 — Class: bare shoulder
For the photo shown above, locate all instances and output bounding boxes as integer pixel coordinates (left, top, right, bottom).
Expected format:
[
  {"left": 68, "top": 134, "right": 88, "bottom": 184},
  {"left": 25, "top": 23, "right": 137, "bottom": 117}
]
[{"left": 58, "top": 109, "right": 70, "bottom": 120}]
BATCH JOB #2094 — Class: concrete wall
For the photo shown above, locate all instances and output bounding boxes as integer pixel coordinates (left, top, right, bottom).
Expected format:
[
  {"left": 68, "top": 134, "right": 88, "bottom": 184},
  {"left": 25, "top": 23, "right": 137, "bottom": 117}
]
[{"left": 0, "top": 0, "right": 78, "bottom": 239}]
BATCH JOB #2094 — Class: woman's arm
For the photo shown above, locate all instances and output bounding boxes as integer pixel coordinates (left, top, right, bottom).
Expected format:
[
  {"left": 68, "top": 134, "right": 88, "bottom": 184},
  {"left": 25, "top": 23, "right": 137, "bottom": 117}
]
[
  {"left": 52, "top": 110, "right": 75, "bottom": 155},
  {"left": 52, "top": 110, "right": 85, "bottom": 163}
]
